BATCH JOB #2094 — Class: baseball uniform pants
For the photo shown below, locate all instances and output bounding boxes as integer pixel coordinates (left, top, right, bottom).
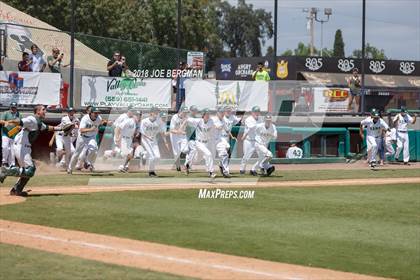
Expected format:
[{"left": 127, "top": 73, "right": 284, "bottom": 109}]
[
  {"left": 216, "top": 138, "right": 230, "bottom": 173},
  {"left": 366, "top": 135, "right": 381, "bottom": 163},
  {"left": 240, "top": 139, "right": 256, "bottom": 171},
  {"left": 395, "top": 131, "right": 410, "bottom": 162},
  {"left": 252, "top": 143, "right": 273, "bottom": 171},
  {"left": 141, "top": 138, "right": 160, "bottom": 172},
  {"left": 69, "top": 136, "right": 98, "bottom": 170},
  {"left": 2, "top": 136, "right": 15, "bottom": 166}
]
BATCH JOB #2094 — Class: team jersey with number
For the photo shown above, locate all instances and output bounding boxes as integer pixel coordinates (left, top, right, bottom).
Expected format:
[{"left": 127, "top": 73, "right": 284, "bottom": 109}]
[
  {"left": 244, "top": 116, "right": 262, "bottom": 141},
  {"left": 170, "top": 113, "right": 187, "bottom": 134},
  {"left": 360, "top": 117, "right": 389, "bottom": 138},
  {"left": 393, "top": 113, "right": 413, "bottom": 132},
  {"left": 140, "top": 117, "right": 165, "bottom": 140},
  {"left": 286, "top": 147, "right": 303, "bottom": 159},
  {"left": 14, "top": 115, "right": 48, "bottom": 145},
  {"left": 187, "top": 118, "right": 214, "bottom": 142},
  {"left": 118, "top": 117, "right": 137, "bottom": 138},
  {"left": 255, "top": 123, "right": 277, "bottom": 146},
  {"left": 211, "top": 116, "right": 229, "bottom": 141},
  {"left": 79, "top": 114, "right": 102, "bottom": 137}
]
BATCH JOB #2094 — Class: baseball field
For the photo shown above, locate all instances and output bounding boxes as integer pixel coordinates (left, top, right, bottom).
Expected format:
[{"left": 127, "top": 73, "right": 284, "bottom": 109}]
[{"left": 0, "top": 163, "right": 419, "bottom": 280}]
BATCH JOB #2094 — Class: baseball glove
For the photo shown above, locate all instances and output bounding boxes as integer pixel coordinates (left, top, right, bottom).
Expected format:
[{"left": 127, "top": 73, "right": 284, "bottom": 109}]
[{"left": 62, "top": 123, "right": 75, "bottom": 136}]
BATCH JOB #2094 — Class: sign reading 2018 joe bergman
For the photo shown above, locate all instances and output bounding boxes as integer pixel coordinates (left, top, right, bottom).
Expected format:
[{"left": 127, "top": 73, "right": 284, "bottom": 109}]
[{"left": 81, "top": 76, "right": 172, "bottom": 109}]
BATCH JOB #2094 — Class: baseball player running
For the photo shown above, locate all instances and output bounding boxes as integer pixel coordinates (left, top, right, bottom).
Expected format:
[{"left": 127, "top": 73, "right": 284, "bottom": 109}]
[
  {"left": 67, "top": 107, "right": 102, "bottom": 174},
  {"left": 140, "top": 107, "right": 168, "bottom": 177},
  {"left": 360, "top": 110, "right": 390, "bottom": 168},
  {"left": 0, "top": 105, "right": 71, "bottom": 196},
  {"left": 184, "top": 105, "right": 199, "bottom": 174},
  {"left": 251, "top": 114, "right": 277, "bottom": 176},
  {"left": 114, "top": 109, "right": 139, "bottom": 172},
  {"left": 212, "top": 107, "right": 232, "bottom": 178},
  {"left": 186, "top": 109, "right": 216, "bottom": 178},
  {"left": 393, "top": 107, "right": 417, "bottom": 165},
  {"left": 384, "top": 128, "right": 397, "bottom": 161},
  {"left": 54, "top": 107, "right": 79, "bottom": 169},
  {"left": 170, "top": 106, "right": 189, "bottom": 171},
  {"left": 240, "top": 106, "right": 262, "bottom": 174},
  {"left": 1, "top": 102, "right": 21, "bottom": 167}
]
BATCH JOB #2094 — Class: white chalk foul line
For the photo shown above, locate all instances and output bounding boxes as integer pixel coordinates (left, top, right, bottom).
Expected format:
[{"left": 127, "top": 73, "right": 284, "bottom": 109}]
[{"left": 0, "top": 228, "right": 302, "bottom": 280}]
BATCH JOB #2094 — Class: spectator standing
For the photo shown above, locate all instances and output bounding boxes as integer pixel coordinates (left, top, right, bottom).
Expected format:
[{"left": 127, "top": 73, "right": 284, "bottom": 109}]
[
  {"left": 175, "top": 61, "right": 187, "bottom": 112},
  {"left": 252, "top": 62, "right": 270, "bottom": 81},
  {"left": 29, "top": 44, "right": 46, "bottom": 72},
  {"left": 47, "top": 48, "right": 69, "bottom": 74},
  {"left": 121, "top": 56, "right": 134, "bottom": 77},
  {"left": 347, "top": 68, "right": 361, "bottom": 112},
  {"left": 18, "top": 52, "right": 31, "bottom": 72},
  {"left": 107, "top": 51, "right": 123, "bottom": 77}
]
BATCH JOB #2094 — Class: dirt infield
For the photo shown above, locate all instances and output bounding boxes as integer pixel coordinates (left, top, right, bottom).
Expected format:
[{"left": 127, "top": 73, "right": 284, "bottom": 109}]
[
  {"left": 0, "top": 219, "right": 391, "bottom": 280},
  {"left": 1, "top": 177, "right": 414, "bottom": 279}
]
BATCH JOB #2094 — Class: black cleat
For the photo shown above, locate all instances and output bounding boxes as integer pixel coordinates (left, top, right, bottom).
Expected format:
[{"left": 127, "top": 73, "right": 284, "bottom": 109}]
[
  {"left": 219, "top": 165, "right": 224, "bottom": 175},
  {"left": 222, "top": 172, "right": 231, "bottom": 178},
  {"left": 250, "top": 170, "right": 258, "bottom": 176},
  {"left": 239, "top": 170, "right": 245, "bottom": 175},
  {"left": 149, "top": 171, "right": 157, "bottom": 177},
  {"left": 176, "top": 166, "right": 181, "bottom": 172},
  {"left": 10, "top": 189, "right": 28, "bottom": 197},
  {"left": 209, "top": 172, "right": 216, "bottom": 179},
  {"left": 404, "top": 162, "right": 410, "bottom": 166},
  {"left": 266, "top": 166, "right": 275, "bottom": 176},
  {"left": 185, "top": 163, "right": 190, "bottom": 175}
]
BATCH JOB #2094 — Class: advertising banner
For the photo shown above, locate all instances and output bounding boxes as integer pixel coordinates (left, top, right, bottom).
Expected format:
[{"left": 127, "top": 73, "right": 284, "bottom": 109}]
[
  {"left": 0, "top": 71, "right": 60, "bottom": 105},
  {"left": 185, "top": 79, "right": 268, "bottom": 111},
  {"left": 313, "top": 87, "right": 350, "bottom": 113},
  {"left": 80, "top": 76, "right": 172, "bottom": 108}
]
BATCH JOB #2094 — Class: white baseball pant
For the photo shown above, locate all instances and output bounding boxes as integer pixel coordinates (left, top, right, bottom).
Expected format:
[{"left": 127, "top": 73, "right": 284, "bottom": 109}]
[
  {"left": 13, "top": 143, "right": 33, "bottom": 168},
  {"left": 120, "top": 136, "right": 133, "bottom": 157},
  {"left": 193, "top": 140, "right": 214, "bottom": 173},
  {"left": 252, "top": 143, "right": 273, "bottom": 171},
  {"left": 240, "top": 139, "right": 256, "bottom": 171},
  {"left": 384, "top": 140, "right": 395, "bottom": 158},
  {"left": 2, "top": 136, "right": 15, "bottom": 166},
  {"left": 141, "top": 138, "right": 160, "bottom": 172},
  {"left": 69, "top": 135, "right": 98, "bottom": 170},
  {"left": 56, "top": 134, "right": 75, "bottom": 168},
  {"left": 185, "top": 140, "right": 197, "bottom": 168},
  {"left": 170, "top": 134, "right": 189, "bottom": 158},
  {"left": 395, "top": 131, "right": 410, "bottom": 162},
  {"left": 216, "top": 138, "right": 230, "bottom": 173},
  {"left": 366, "top": 135, "right": 381, "bottom": 163}
]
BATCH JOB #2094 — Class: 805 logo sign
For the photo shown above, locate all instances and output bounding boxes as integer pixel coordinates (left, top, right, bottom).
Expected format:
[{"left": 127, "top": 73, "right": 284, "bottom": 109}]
[
  {"left": 337, "top": 59, "right": 355, "bottom": 72},
  {"left": 369, "top": 60, "right": 386, "bottom": 74},
  {"left": 305, "top": 58, "right": 323, "bottom": 71},
  {"left": 399, "top": 62, "right": 415, "bottom": 75}
]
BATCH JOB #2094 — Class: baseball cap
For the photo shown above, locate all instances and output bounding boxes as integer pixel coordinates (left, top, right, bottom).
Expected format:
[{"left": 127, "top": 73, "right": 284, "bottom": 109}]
[
  {"left": 372, "top": 112, "right": 380, "bottom": 118},
  {"left": 90, "top": 107, "right": 100, "bottom": 113},
  {"left": 10, "top": 102, "right": 17, "bottom": 108},
  {"left": 265, "top": 114, "right": 272, "bottom": 121},
  {"left": 401, "top": 107, "right": 407, "bottom": 113},
  {"left": 224, "top": 105, "right": 233, "bottom": 111},
  {"left": 180, "top": 106, "right": 189, "bottom": 113},
  {"left": 252, "top": 106, "right": 261, "bottom": 113},
  {"left": 160, "top": 111, "right": 168, "bottom": 118},
  {"left": 217, "top": 107, "right": 225, "bottom": 113},
  {"left": 190, "top": 105, "right": 198, "bottom": 112},
  {"left": 150, "top": 106, "right": 160, "bottom": 113},
  {"left": 67, "top": 107, "right": 75, "bottom": 112},
  {"left": 370, "top": 108, "right": 378, "bottom": 115},
  {"left": 202, "top": 108, "right": 210, "bottom": 115}
]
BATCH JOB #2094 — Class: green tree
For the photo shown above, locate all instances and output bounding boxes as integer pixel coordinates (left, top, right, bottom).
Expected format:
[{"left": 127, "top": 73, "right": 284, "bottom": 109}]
[
  {"left": 216, "top": 0, "right": 273, "bottom": 57},
  {"left": 352, "top": 43, "right": 387, "bottom": 59},
  {"left": 333, "top": 29, "right": 345, "bottom": 57}
]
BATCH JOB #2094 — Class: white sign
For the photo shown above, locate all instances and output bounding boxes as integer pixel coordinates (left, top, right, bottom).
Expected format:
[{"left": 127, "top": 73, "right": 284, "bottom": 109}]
[
  {"left": 187, "top": 51, "right": 204, "bottom": 70},
  {"left": 313, "top": 87, "right": 350, "bottom": 113},
  {"left": 185, "top": 80, "right": 268, "bottom": 111},
  {"left": 0, "top": 71, "right": 60, "bottom": 105},
  {"left": 80, "top": 76, "right": 172, "bottom": 109}
]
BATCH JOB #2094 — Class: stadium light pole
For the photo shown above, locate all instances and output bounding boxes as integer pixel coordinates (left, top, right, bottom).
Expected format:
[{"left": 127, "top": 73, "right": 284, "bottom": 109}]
[
  {"left": 361, "top": 0, "right": 366, "bottom": 114},
  {"left": 314, "top": 8, "right": 332, "bottom": 57},
  {"left": 274, "top": 0, "right": 278, "bottom": 58},
  {"left": 69, "top": 0, "right": 75, "bottom": 108},
  {"left": 177, "top": 0, "right": 181, "bottom": 64}
]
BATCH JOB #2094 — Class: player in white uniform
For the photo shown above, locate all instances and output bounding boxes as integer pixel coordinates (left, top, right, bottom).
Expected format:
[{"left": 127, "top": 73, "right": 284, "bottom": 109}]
[
  {"left": 251, "top": 115, "right": 277, "bottom": 176},
  {"left": 186, "top": 109, "right": 216, "bottom": 178},
  {"left": 183, "top": 106, "right": 199, "bottom": 174},
  {"left": 114, "top": 109, "right": 139, "bottom": 172},
  {"left": 140, "top": 107, "right": 168, "bottom": 176},
  {"left": 170, "top": 106, "right": 189, "bottom": 171},
  {"left": 384, "top": 128, "right": 397, "bottom": 161},
  {"left": 393, "top": 107, "right": 417, "bottom": 165},
  {"left": 212, "top": 107, "right": 232, "bottom": 178},
  {"left": 286, "top": 141, "right": 303, "bottom": 159},
  {"left": 240, "top": 106, "right": 262, "bottom": 174},
  {"left": 360, "top": 111, "right": 390, "bottom": 168},
  {"left": 55, "top": 107, "right": 79, "bottom": 169},
  {"left": 68, "top": 107, "right": 102, "bottom": 174},
  {"left": 223, "top": 106, "right": 242, "bottom": 172},
  {"left": 0, "top": 105, "right": 66, "bottom": 196}
]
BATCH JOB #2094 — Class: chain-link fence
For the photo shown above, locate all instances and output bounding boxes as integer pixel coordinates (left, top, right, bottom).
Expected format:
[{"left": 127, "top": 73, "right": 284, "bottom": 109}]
[{"left": 0, "top": 22, "right": 195, "bottom": 108}]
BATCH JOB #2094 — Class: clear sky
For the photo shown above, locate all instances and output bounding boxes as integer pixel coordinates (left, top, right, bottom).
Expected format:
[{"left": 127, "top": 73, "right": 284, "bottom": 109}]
[{"left": 226, "top": 0, "right": 420, "bottom": 60}]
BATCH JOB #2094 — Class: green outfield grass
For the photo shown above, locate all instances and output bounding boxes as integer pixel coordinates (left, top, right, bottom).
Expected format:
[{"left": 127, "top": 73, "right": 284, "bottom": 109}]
[
  {"left": 0, "top": 243, "right": 189, "bottom": 280},
  {"left": 1, "top": 168, "right": 419, "bottom": 187},
  {"left": 1, "top": 184, "right": 419, "bottom": 279}
]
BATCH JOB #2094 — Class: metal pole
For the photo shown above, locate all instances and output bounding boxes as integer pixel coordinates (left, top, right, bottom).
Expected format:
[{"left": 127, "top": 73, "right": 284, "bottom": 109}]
[
  {"left": 310, "top": 11, "right": 315, "bottom": 56},
  {"left": 320, "top": 22, "right": 323, "bottom": 56},
  {"left": 361, "top": 0, "right": 366, "bottom": 114},
  {"left": 274, "top": 0, "right": 278, "bottom": 57},
  {"left": 69, "top": 0, "right": 75, "bottom": 108}
]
